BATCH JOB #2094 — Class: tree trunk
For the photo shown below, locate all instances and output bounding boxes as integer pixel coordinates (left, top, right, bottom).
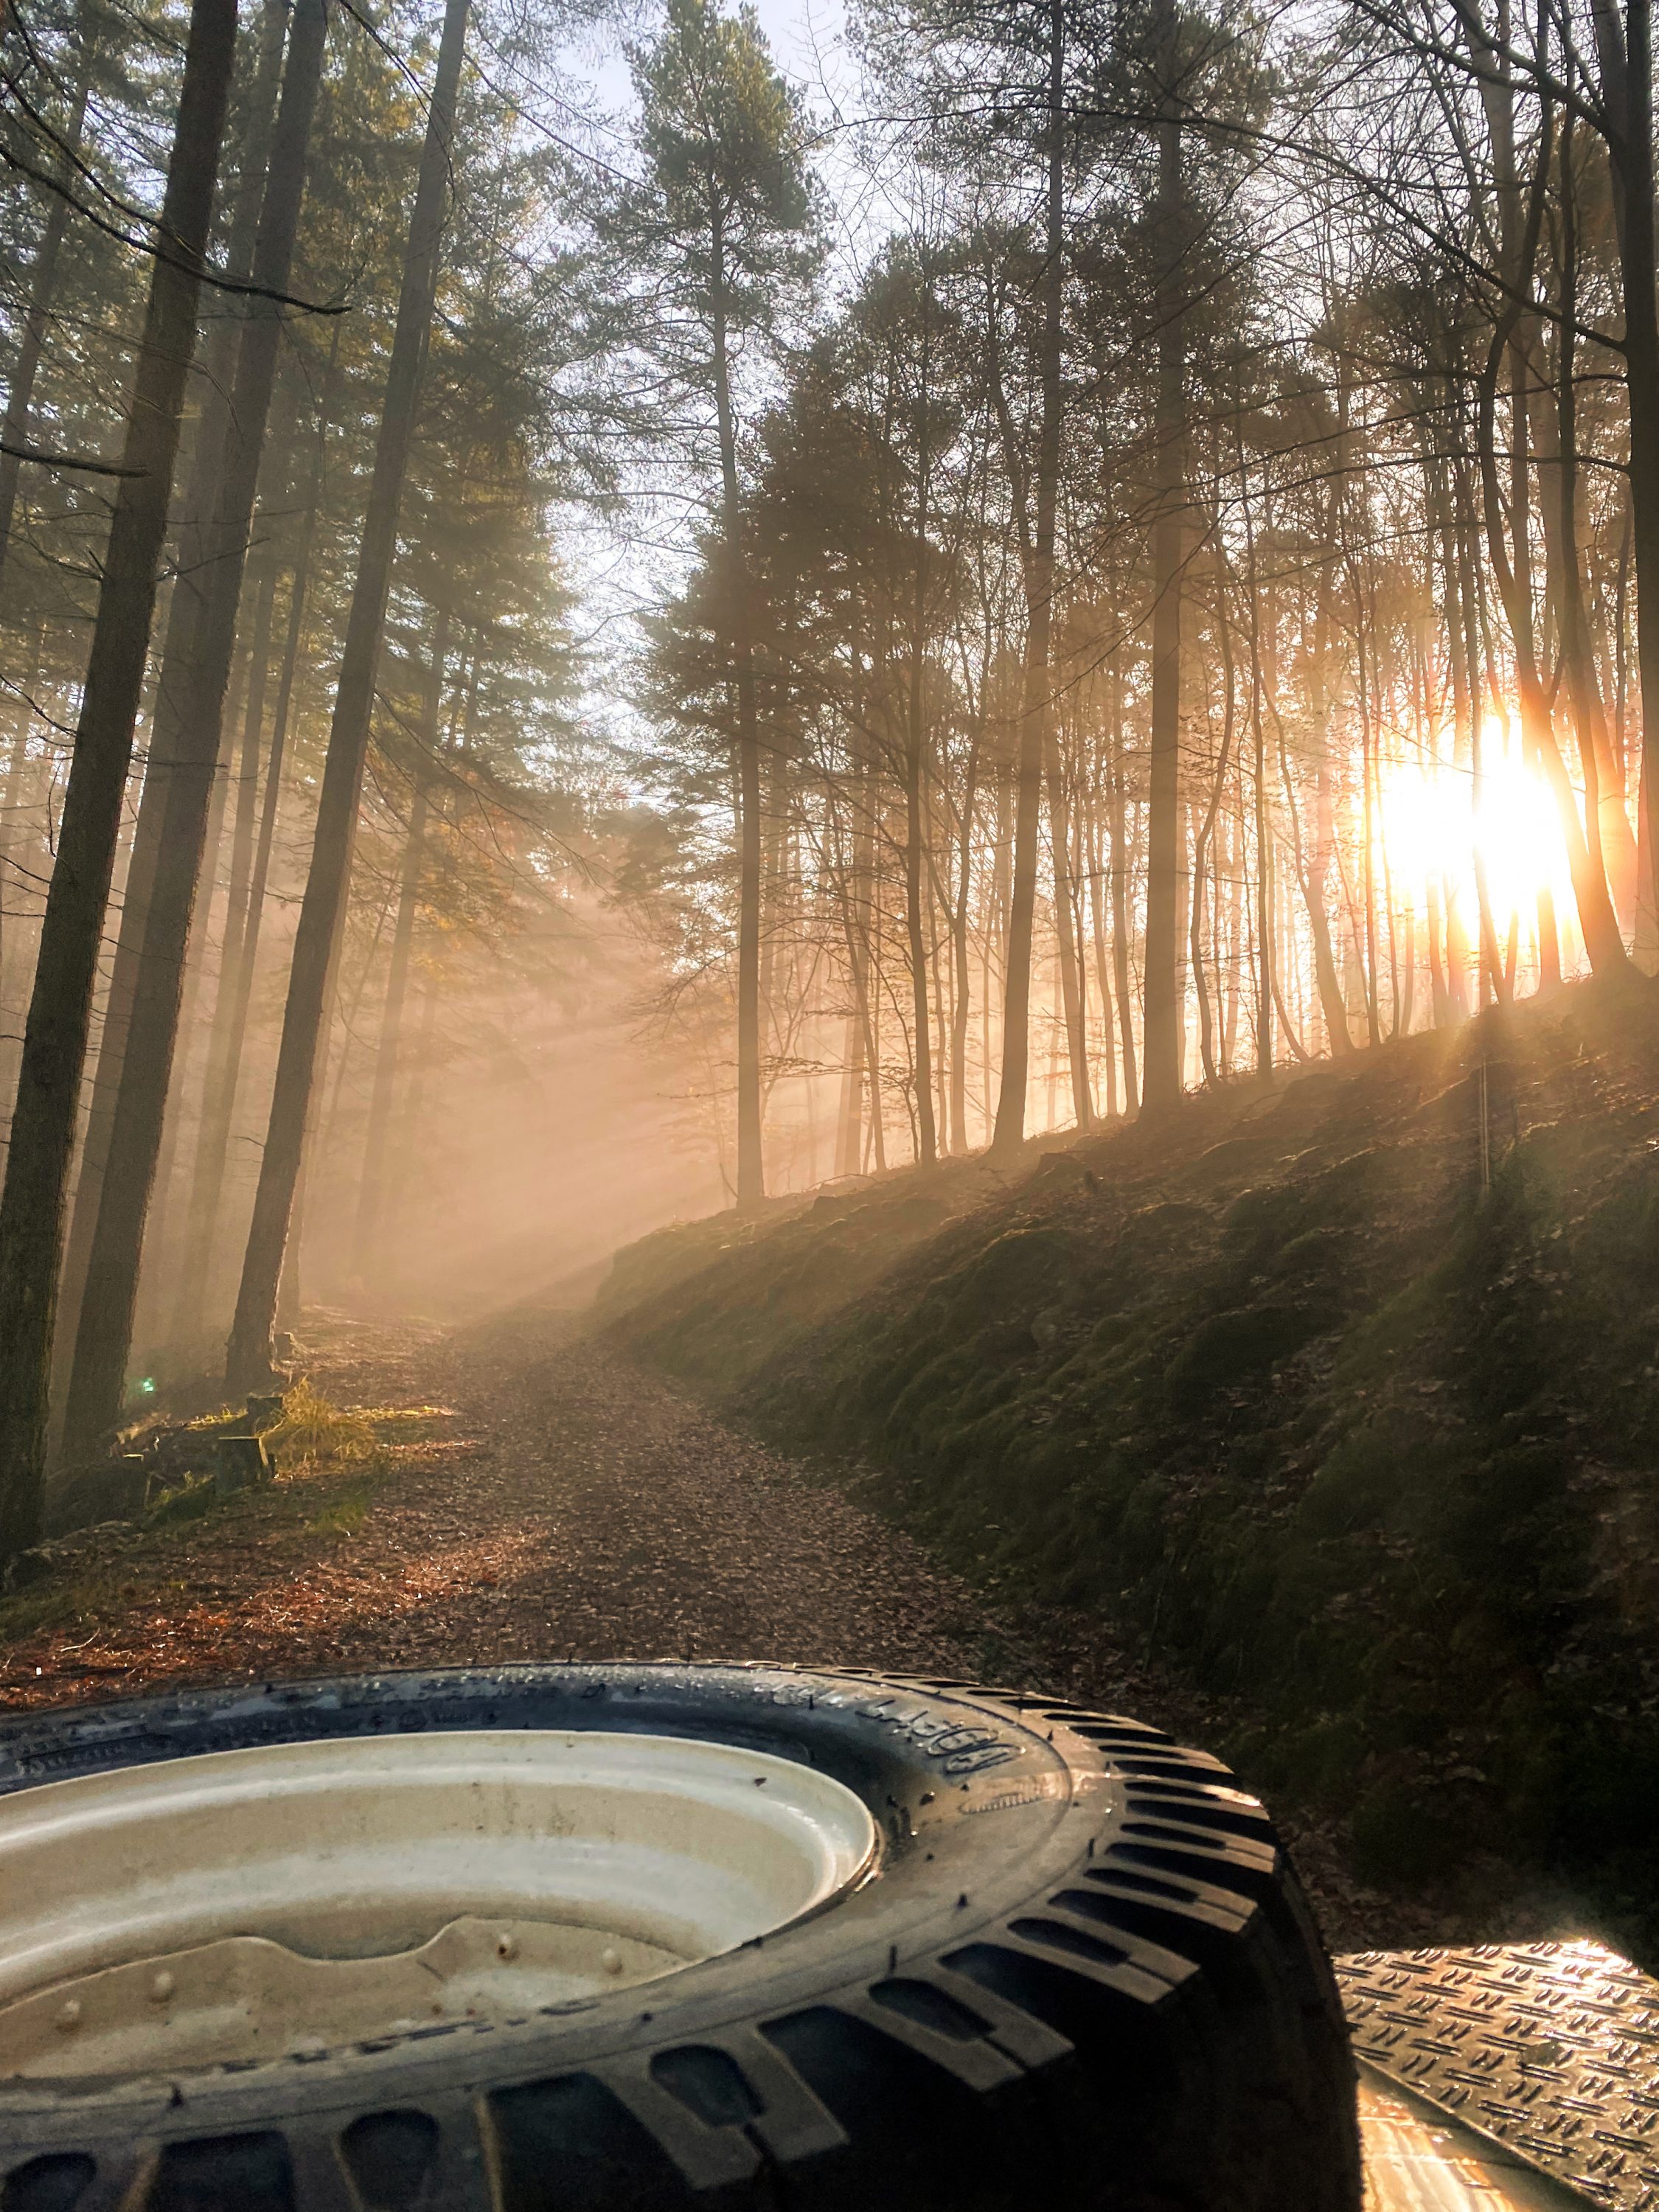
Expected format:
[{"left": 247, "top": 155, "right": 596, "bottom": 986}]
[
  {"left": 139, "top": 688, "right": 239, "bottom": 1319},
  {"left": 928, "top": 862, "right": 950, "bottom": 1156},
  {"left": 351, "top": 615, "right": 444, "bottom": 1273},
  {"left": 174, "top": 321, "right": 338, "bottom": 1326},
  {"left": 277, "top": 1135, "right": 306, "bottom": 1332},
  {"left": 1142, "top": 60, "right": 1188, "bottom": 1110},
  {"left": 1555, "top": 116, "right": 1629, "bottom": 953},
  {"left": 905, "top": 303, "right": 937, "bottom": 1171},
  {"left": 706, "top": 215, "right": 765, "bottom": 1209},
  {"left": 62, "top": 0, "right": 328, "bottom": 1461},
  {"left": 0, "top": 0, "right": 237, "bottom": 1557},
  {"left": 948, "top": 730, "right": 980, "bottom": 1152},
  {"left": 1086, "top": 785, "right": 1119, "bottom": 1119},
  {"left": 221, "top": 549, "right": 279, "bottom": 984},
  {"left": 0, "top": 623, "right": 46, "bottom": 1112},
  {"left": 990, "top": 566, "right": 1048, "bottom": 1152},
  {"left": 1107, "top": 674, "right": 1139, "bottom": 1113},
  {"left": 1593, "top": 0, "right": 1659, "bottom": 929},
  {"left": 1044, "top": 720, "right": 1091, "bottom": 1127},
  {"left": 903, "top": 706, "right": 937, "bottom": 1168},
  {"left": 834, "top": 1009, "right": 863, "bottom": 1178},
  {"left": 990, "top": 0, "right": 1063, "bottom": 1158},
  {"left": 1192, "top": 560, "right": 1237, "bottom": 1087},
  {"left": 841, "top": 753, "right": 885, "bottom": 1172},
  {"left": 984, "top": 758, "right": 1009, "bottom": 1133},
  {"left": 732, "top": 650, "right": 763, "bottom": 1203},
  {"left": 1303, "top": 437, "right": 1353, "bottom": 1050},
  {"left": 226, "top": 0, "right": 469, "bottom": 1391},
  {"left": 1246, "top": 498, "right": 1274, "bottom": 1074}
]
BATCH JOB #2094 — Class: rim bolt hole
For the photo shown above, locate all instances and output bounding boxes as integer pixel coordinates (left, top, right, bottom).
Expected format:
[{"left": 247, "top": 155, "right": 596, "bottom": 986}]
[{"left": 495, "top": 1932, "right": 518, "bottom": 1960}]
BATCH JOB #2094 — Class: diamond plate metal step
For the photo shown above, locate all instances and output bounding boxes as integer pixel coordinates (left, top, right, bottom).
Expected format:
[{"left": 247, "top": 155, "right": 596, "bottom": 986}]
[
  {"left": 1360, "top": 2074, "right": 1596, "bottom": 2208},
  {"left": 1340, "top": 1941, "right": 1659, "bottom": 2210}
]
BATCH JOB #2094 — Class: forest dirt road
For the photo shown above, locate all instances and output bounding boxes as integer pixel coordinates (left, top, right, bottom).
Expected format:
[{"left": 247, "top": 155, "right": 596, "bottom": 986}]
[
  {"left": 1, "top": 1304, "right": 998, "bottom": 1707},
  {"left": 404, "top": 1302, "right": 1001, "bottom": 1675},
  {"left": 0, "top": 1303, "right": 1465, "bottom": 1952}
]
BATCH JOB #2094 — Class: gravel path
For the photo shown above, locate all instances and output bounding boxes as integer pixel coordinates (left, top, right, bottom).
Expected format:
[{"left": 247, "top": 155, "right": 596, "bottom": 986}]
[
  {"left": 1, "top": 1305, "right": 996, "bottom": 1706},
  {"left": 431, "top": 1303, "right": 998, "bottom": 1673}
]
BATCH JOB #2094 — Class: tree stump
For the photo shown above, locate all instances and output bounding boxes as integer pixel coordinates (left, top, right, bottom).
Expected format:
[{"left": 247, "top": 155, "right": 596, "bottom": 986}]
[{"left": 213, "top": 1434, "right": 271, "bottom": 1497}]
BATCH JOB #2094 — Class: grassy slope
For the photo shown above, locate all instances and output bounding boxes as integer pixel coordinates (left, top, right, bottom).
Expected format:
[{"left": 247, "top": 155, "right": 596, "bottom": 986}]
[{"left": 601, "top": 975, "right": 1659, "bottom": 1950}]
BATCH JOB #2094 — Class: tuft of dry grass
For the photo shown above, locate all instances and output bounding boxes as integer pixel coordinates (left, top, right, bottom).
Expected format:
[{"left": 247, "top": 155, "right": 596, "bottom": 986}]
[{"left": 260, "top": 1380, "right": 380, "bottom": 1477}]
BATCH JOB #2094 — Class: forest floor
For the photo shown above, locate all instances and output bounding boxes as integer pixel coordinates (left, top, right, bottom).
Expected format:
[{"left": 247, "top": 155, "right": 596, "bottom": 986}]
[{"left": 4, "top": 1303, "right": 1462, "bottom": 1959}]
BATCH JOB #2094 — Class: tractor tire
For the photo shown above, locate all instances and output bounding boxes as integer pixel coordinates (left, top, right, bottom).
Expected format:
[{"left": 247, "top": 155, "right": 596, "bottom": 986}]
[{"left": 0, "top": 1663, "right": 1361, "bottom": 2211}]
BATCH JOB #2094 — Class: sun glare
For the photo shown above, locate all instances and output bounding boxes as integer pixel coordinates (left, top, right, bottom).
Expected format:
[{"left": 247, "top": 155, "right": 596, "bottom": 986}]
[
  {"left": 1473, "top": 717, "right": 1572, "bottom": 924},
  {"left": 1378, "top": 717, "right": 1575, "bottom": 965},
  {"left": 1378, "top": 761, "right": 1454, "bottom": 891}
]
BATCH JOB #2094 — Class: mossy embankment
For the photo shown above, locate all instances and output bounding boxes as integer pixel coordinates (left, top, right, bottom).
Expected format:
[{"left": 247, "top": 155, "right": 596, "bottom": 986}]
[{"left": 601, "top": 975, "right": 1659, "bottom": 1952}]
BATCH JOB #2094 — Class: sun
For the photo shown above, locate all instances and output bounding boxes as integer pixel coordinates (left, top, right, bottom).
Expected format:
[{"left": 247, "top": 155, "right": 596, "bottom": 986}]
[
  {"left": 1472, "top": 717, "right": 1573, "bottom": 925},
  {"left": 1377, "top": 717, "right": 1576, "bottom": 964}
]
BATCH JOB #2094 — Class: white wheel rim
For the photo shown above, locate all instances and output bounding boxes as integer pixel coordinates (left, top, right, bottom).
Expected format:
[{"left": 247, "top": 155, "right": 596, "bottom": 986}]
[{"left": 0, "top": 1731, "right": 878, "bottom": 2079}]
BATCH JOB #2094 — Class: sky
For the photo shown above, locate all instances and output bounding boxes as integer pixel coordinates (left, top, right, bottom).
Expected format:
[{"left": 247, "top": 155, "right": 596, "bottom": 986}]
[
  {"left": 749, "top": 0, "right": 850, "bottom": 85},
  {"left": 558, "top": 0, "right": 897, "bottom": 729},
  {"left": 583, "top": 0, "right": 856, "bottom": 130}
]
